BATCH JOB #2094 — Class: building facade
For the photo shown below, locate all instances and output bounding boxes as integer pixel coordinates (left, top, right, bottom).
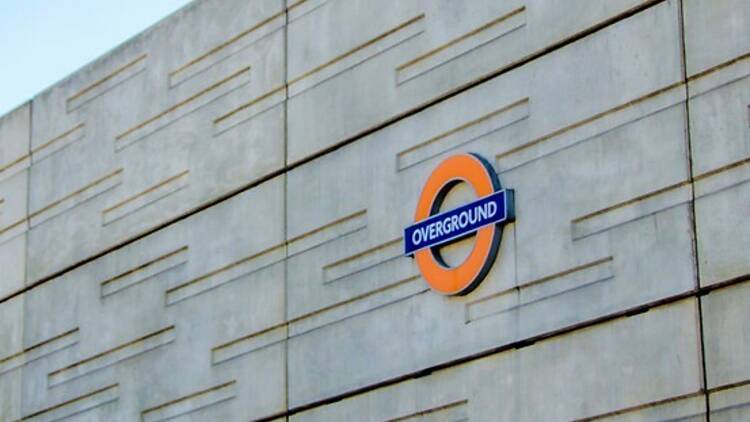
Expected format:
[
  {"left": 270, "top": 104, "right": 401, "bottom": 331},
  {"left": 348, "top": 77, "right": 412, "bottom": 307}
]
[{"left": 0, "top": 0, "right": 749, "bottom": 420}]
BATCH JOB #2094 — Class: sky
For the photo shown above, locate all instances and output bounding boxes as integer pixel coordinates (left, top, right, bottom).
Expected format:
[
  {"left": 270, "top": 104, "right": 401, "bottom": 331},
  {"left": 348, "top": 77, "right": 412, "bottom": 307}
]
[{"left": 0, "top": 0, "right": 192, "bottom": 116}]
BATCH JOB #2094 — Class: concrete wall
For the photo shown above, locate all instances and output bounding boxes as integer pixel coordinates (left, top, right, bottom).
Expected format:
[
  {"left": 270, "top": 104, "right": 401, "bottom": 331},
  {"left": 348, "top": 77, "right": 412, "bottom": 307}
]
[{"left": 0, "top": 0, "right": 748, "bottom": 420}]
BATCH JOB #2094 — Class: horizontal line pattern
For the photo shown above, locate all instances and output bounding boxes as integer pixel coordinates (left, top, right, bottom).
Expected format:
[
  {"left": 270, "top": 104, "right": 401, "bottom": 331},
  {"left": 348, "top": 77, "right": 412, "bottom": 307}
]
[
  {"left": 141, "top": 381, "right": 236, "bottom": 422},
  {"left": 396, "top": 6, "right": 526, "bottom": 84},
  {"left": 288, "top": 14, "right": 425, "bottom": 97},
  {"left": 212, "top": 325, "right": 287, "bottom": 365},
  {"left": 466, "top": 258, "right": 614, "bottom": 323},
  {"left": 29, "top": 169, "right": 123, "bottom": 227},
  {"left": 0, "top": 329, "right": 79, "bottom": 375},
  {"left": 213, "top": 85, "right": 287, "bottom": 135},
  {"left": 115, "top": 66, "right": 251, "bottom": 150},
  {"left": 0, "top": 154, "right": 30, "bottom": 183},
  {"left": 398, "top": 98, "right": 529, "bottom": 171},
  {"left": 289, "top": 275, "right": 424, "bottom": 337},
  {"left": 323, "top": 238, "right": 402, "bottom": 283},
  {"left": 169, "top": 12, "right": 285, "bottom": 87},
  {"left": 102, "top": 170, "right": 189, "bottom": 225},
  {"left": 496, "top": 82, "right": 686, "bottom": 172},
  {"left": 386, "top": 400, "right": 469, "bottom": 422},
  {"left": 694, "top": 156, "right": 750, "bottom": 198},
  {"left": 571, "top": 182, "right": 692, "bottom": 240},
  {"left": 67, "top": 54, "right": 147, "bottom": 112},
  {"left": 31, "top": 123, "right": 85, "bottom": 163},
  {"left": 48, "top": 326, "right": 175, "bottom": 387},
  {"left": 100, "top": 246, "right": 188, "bottom": 297},
  {"left": 688, "top": 51, "right": 750, "bottom": 97},
  {"left": 18, "top": 384, "right": 119, "bottom": 422},
  {"left": 287, "top": 0, "right": 331, "bottom": 22},
  {"left": 165, "top": 244, "right": 285, "bottom": 305},
  {"left": 287, "top": 210, "right": 367, "bottom": 256},
  {"left": 0, "top": 218, "right": 28, "bottom": 245}
]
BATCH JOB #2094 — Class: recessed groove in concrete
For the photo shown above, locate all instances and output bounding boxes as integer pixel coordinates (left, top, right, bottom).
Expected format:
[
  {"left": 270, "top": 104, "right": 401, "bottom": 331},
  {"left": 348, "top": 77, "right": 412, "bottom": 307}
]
[
  {"left": 707, "top": 379, "right": 750, "bottom": 419},
  {"left": 496, "top": 81, "right": 686, "bottom": 171},
  {"left": 567, "top": 154, "right": 750, "bottom": 240},
  {"left": 28, "top": 169, "right": 123, "bottom": 228},
  {"left": 4, "top": 2, "right": 748, "bottom": 417},
  {"left": 287, "top": 0, "right": 330, "bottom": 22},
  {"left": 47, "top": 326, "right": 175, "bottom": 387},
  {"left": 693, "top": 155, "right": 750, "bottom": 183},
  {"left": 255, "top": 286, "right": 716, "bottom": 421},
  {"left": 465, "top": 257, "right": 614, "bottom": 324},
  {"left": 0, "top": 0, "right": 667, "bottom": 307},
  {"left": 169, "top": 11, "right": 285, "bottom": 88},
  {"left": 571, "top": 390, "right": 706, "bottom": 422},
  {"left": 288, "top": 275, "right": 425, "bottom": 337},
  {"left": 399, "top": 97, "right": 529, "bottom": 171},
  {"left": 687, "top": 51, "right": 750, "bottom": 98},
  {"left": 694, "top": 155, "right": 750, "bottom": 198},
  {"left": 165, "top": 243, "right": 285, "bottom": 306},
  {"left": 322, "top": 237, "right": 402, "bottom": 284},
  {"left": 687, "top": 50, "right": 750, "bottom": 82},
  {"left": 0, "top": 218, "right": 28, "bottom": 245},
  {"left": 66, "top": 54, "right": 148, "bottom": 112},
  {"left": 396, "top": 6, "right": 526, "bottom": 85},
  {"left": 18, "top": 383, "right": 119, "bottom": 422},
  {"left": 709, "top": 378, "right": 750, "bottom": 396},
  {"left": 141, "top": 380, "right": 236, "bottom": 422},
  {"left": 287, "top": 14, "right": 425, "bottom": 97},
  {"left": 213, "top": 85, "right": 287, "bottom": 136},
  {"left": 100, "top": 246, "right": 188, "bottom": 298},
  {"left": 571, "top": 181, "right": 693, "bottom": 240},
  {"left": 212, "top": 324, "right": 287, "bottom": 365},
  {"left": 0, "top": 154, "right": 30, "bottom": 183},
  {"left": 115, "top": 66, "right": 251, "bottom": 150},
  {"left": 0, "top": 328, "right": 79, "bottom": 375},
  {"left": 287, "top": 209, "right": 367, "bottom": 256},
  {"left": 261, "top": 274, "right": 750, "bottom": 421},
  {"left": 386, "top": 399, "right": 468, "bottom": 422},
  {"left": 30, "top": 123, "right": 85, "bottom": 164},
  {"left": 102, "top": 170, "right": 190, "bottom": 226}
]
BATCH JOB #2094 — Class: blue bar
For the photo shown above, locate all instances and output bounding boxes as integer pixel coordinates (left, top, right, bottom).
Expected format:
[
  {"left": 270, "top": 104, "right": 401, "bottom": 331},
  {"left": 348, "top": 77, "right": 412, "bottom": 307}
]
[{"left": 404, "top": 190, "right": 513, "bottom": 256}]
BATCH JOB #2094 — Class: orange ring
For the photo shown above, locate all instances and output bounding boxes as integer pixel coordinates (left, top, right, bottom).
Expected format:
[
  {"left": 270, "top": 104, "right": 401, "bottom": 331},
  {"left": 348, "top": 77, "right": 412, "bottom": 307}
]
[{"left": 414, "top": 153, "right": 501, "bottom": 295}]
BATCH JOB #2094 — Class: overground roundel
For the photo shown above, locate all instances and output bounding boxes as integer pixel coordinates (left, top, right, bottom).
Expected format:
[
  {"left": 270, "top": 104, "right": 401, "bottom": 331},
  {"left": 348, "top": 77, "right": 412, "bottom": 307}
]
[{"left": 403, "top": 153, "right": 515, "bottom": 295}]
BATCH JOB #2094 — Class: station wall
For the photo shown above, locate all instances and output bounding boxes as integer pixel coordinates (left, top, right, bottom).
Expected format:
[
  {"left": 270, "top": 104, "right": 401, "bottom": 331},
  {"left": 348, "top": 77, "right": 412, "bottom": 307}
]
[{"left": 0, "top": 0, "right": 748, "bottom": 420}]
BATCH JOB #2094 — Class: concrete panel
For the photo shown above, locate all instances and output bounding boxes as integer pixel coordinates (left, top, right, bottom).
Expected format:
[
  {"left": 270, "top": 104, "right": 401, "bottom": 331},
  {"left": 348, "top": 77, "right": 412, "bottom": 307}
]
[
  {"left": 291, "top": 300, "right": 703, "bottom": 421},
  {"left": 0, "top": 295, "right": 25, "bottom": 422},
  {"left": 683, "top": 0, "right": 750, "bottom": 77},
  {"left": 0, "top": 234, "right": 26, "bottom": 300},
  {"left": 710, "top": 383, "right": 750, "bottom": 422},
  {"left": 18, "top": 178, "right": 286, "bottom": 421},
  {"left": 0, "top": 103, "right": 30, "bottom": 183},
  {"left": 689, "top": 59, "right": 750, "bottom": 286},
  {"left": 0, "top": 103, "right": 30, "bottom": 299},
  {"left": 1, "top": 0, "right": 747, "bottom": 419},
  {"left": 0, "top": 171, "right": 28, "bottom": 298},
  {"left": 286, "top": 0, "right": 667, "bottom": 163},
  {"left": 27, "top": 0, "right": 286, "bottom": 284},
  {"left": 702, "top": 281, "right": 750, "bottom": 389},
  {"left": 287, "top": 0, "right": 686, "bottom": 315},
  {"left": 286, "top": 2, "right": 693, "bottom": 406}
]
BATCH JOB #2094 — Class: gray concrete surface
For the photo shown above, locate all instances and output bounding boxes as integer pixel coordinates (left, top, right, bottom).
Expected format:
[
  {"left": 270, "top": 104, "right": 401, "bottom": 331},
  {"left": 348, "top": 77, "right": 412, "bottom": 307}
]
[{"left": 0, "top": 0, "right": 748, "bottom": 420}]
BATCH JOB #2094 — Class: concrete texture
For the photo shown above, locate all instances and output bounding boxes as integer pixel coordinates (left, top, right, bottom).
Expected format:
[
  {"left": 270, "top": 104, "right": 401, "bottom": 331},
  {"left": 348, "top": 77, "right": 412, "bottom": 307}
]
[
  {"left": 0, "top": 103, "right": 30, "bottom": 300},
  {"left": 292, "top": 300, "right": 703, "bottom": 421},
  {"left": 703, "top": 282, "right": 750, "bottom": 421},
  {"left": 687, "top": 15, "right": 750, "bottom": 286},
  {"left": 0, "top": 0, "right": 748, "bottom": 420},
  {"left": 26, "top": 0, "right": 286, "bottom": 283}
]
